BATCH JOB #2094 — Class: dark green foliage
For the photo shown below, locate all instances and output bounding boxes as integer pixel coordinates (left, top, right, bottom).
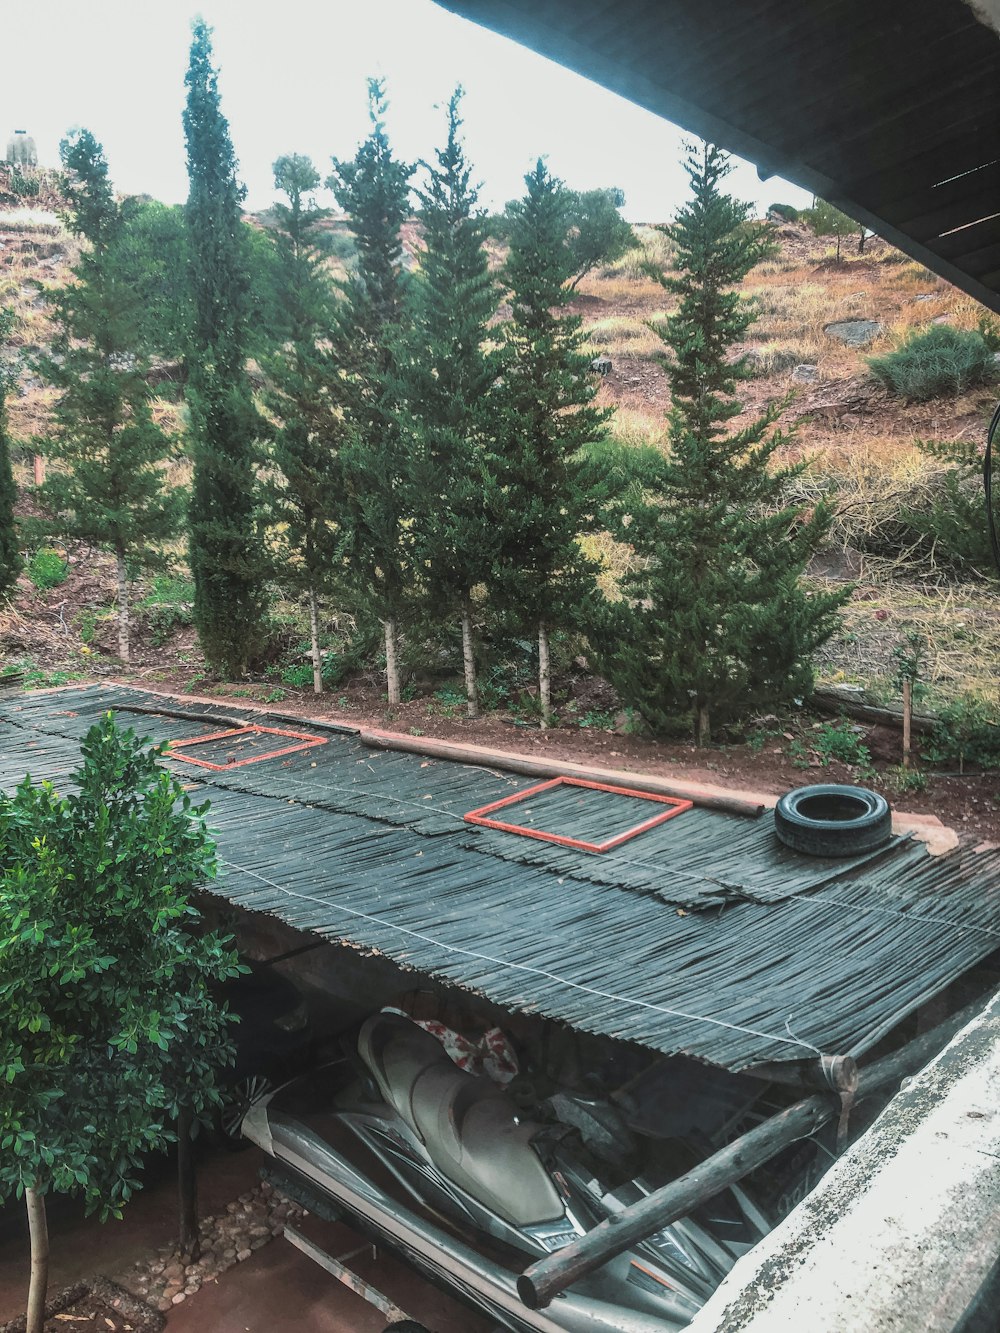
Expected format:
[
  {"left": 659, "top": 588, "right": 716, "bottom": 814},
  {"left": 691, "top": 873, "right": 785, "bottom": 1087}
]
[
  {"left": 183, "top": 19, "right": 266, "bottom": 676},
  {"left": 394, "top": 89, "right": 500, "bottom": 713},
  {"left": 594, "top": 145, "right": 847, "bottom": 742},
  {"left": 867, "top": 324, "right": 998, "bottom": 401},
  {"left": 494, "top": 160, "right": 610, "bottom": 722},
  {"left": 0, "top": 307, "right": 21, "bottom": 597},
  {"left": 0, "top": 715, "right": 239, "bottom": 1214},
  {"left": 26, "top": 549, "right": 67, "bottom": 591},
  {"left": 326, "top": 79, "right": 415, "bottom": 698},
  {"left": 35, "top": 131, "right": 183, "bottom": 661},
  {"left": 769, "top": 203, "right": 800, "bottom": 222},
  {"left": 261, "top": 152, "right": 345, "bottom": 692},
  {"left": 564, "top": 186, "right": 635, "bottom": 289}
]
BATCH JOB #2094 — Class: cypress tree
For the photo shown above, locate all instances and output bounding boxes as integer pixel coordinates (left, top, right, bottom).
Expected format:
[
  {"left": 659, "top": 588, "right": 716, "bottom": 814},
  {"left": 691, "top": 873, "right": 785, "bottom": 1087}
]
[
  {"left": 0, "top": 307, "right": 21, "bottom": 599},
  {"left": 494, "top": 160, "right": 609, "bottom": 727},
  {"left": 34, "top": 131, "right": 182, "bottom": 662},
  {"left": 183, "top": 19, "right": 265, "bottom": 677},
  {"left": 396, "top": 89, "right": 499, "bottom": 717},
  {"left": 327, "top": 79, "right": 414, "bottom": 705},
  {"left": 595, "top": 145, "right": 848, "bottom": 743},
  {"left": 261, "top": 153, "right": 344, "bottom": 694}
]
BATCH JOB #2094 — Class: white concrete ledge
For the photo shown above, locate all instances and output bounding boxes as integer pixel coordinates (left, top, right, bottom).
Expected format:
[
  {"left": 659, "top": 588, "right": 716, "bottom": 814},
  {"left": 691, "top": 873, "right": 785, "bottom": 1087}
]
[{"left": 688, "top": 990, "right": 1000, "bottom": 1332}]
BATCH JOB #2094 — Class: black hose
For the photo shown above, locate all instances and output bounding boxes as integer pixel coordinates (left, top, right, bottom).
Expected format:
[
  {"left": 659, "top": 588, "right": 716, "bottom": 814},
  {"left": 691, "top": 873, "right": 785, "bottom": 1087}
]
[{"left": 984, "top": 400, "right": 1000, "bottom": 576}]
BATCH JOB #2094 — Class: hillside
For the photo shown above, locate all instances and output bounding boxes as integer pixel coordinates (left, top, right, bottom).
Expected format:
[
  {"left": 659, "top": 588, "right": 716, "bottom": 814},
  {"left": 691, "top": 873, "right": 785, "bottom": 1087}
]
[{"left": 1, "top": 200, "right": 998, "bottom": 840}]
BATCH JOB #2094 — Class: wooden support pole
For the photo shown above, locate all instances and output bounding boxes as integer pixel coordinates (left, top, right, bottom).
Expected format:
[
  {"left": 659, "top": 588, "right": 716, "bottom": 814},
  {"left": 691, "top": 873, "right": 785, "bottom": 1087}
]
[
  {"left": 902, "top": 677, "right": 913, "bottom": 769},
  {"left": 518, "top": 990, "right": 993, "bottom": 1311},
  {"left": 518, "top": 1095, "right": 834, "bottom": 1310}
]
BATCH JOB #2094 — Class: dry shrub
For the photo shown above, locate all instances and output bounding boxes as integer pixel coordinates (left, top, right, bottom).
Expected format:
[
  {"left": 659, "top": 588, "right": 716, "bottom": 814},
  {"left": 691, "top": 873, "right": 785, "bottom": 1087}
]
[
  {"left": 814, "top": 580, "right": 1000, "bottom": 710},
  {"left": 582, "top": 313, "right": 668, "bottom": 359},
  {"left": 602, "top": 224, "right": 675, "bottom": 282}
]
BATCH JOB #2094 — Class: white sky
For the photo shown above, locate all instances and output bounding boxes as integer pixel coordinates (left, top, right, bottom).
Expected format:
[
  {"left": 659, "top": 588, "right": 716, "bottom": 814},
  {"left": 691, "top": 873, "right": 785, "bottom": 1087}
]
[{"left": 3, "top": 0, "right": 813, "bottom": 222}]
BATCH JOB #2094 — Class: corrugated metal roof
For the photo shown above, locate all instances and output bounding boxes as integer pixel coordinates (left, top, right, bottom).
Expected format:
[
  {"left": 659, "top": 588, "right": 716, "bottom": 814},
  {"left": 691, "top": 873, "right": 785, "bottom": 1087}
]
[
  {"left": 2, "top": 684, "right": 999, "bottom": 1071},
  {"left": 435, "top": 0, "right": 1000, "bottom": 313}
]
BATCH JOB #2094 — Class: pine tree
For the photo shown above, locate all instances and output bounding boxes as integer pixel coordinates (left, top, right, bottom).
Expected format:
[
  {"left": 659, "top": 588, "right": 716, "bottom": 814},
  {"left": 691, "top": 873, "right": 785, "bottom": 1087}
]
[
  {"left": 183, "top": 19, "right": 265, "bottom": 678},
  {"left": 0, "top": 307, "right": 21, "bottom": 600},
  {"left": 34, "top": 131, "right": 182, "bottom": 662},
  {"left": 327, "top": 79, "right": 414, "bottom": 705},
  {"left": 596, "top": 145, "right": 848, "bottom": 743},
  {"left": 261, "top": 154, "right": 344, "bottom": 694},
  {"left": 395, "top": 89, "right": 499, "bottom": 717},
  {"left": 494, "top": 160, "right": 609, "bottom": 727}
]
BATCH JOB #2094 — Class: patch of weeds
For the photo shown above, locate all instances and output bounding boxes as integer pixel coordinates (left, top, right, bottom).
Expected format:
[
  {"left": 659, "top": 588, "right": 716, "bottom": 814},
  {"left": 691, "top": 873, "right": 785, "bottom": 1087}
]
[
  {"left": 263, "top": 687, "right": 287, "bottom": 704},
  {"left": 27, "top": 547, "right": 68, "bottom": 590},
  {"left": 578, "top": 708, "right": 616, "bottom": 730},
  {"left": 887, "top": 766, "right": 929, "bottom": 794},
  {"left": 184, "top": 674, "right": 207, "bottom": 693},
  {"left": 812, "top": 720, "right": 874, "bottom": 773},
  {"left": 409, "top": 727, "right": 424, "bottom": 737},
  {"left": 138, "top": 574, "right": 195, "bottom": 646},
  {"left": 12, "top": 658, "right": 85, "bottom": 690},
  {"left": 431, "top": 684, "right": 466, "bottom": 717},
  {"left": 281, "top": 663, "right": 314, "bottom": 688},
  {"left": 77, "top": 608, "right": 108, "bottom": 644},
  {"left": 337, "top": 695, "right": 351, "bottom": 710}
]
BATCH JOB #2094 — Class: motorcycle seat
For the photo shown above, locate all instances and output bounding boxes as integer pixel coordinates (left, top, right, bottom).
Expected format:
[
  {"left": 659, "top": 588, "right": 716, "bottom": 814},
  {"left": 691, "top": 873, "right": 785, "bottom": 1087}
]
[{"left": 358, "top": 1012, "right": 563, "bottom": 1228}]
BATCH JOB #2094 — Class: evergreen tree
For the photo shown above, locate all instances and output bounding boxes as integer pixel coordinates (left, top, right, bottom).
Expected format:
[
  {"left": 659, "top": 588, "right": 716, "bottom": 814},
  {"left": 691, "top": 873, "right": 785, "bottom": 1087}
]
[
  {"left": 326, "top": 79, "right": 414, "bottom": 704},
  {"left": 596, "top": 145, "right": 848, "bottom": 743},
  {"left": 183, "top": 19, "right": 265, "bottom": 677},
  {"left": 35, "top": 131, "right": 182, "bottom": 662},
  {"left": 396, "top": 89, "right": 499, "bottom": 717},
  {"left": 494, "top": 160, "right": 609, "bottom": 727},
  {"left": 564, "top": 187, "right": 635, "bottom": 290},
  {"left": 261, "top": 153, "right": 344, "bottom": 694},
  {"left": 0, "top": 308, "right": 22, "bottom": 600}
]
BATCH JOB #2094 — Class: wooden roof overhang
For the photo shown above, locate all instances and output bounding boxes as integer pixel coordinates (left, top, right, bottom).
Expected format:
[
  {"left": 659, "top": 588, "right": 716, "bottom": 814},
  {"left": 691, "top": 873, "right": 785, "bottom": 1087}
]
[{"left": 435, "top": 0, "right": 1000, "bottom": 313}]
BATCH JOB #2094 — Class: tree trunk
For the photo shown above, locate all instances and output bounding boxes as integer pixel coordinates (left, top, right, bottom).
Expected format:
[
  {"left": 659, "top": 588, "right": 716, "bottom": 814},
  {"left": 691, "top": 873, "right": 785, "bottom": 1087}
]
[
  {"left": 115, "top": 546, "right": 130, "bottom": 664},
  {"left": 461, "top": 596, "right": 478, "bottom": 719},
  {"left": 695, "top": 703, "right": 711, "bottom": 746},
  {"left": 384, "top": 618, "right": 400, "bottom": 706},
  {"left": 538, "top": 620, "right": 551, "bottom": 729},
  {"left": 177, "top": 1108, "right": 200, "bottom": 1263},
  {"left": 25, "top": 1188, "right": 48, "bottom": 1333},
  {"left": 308, "top": 584, "right": 323, "bottom": 696}
]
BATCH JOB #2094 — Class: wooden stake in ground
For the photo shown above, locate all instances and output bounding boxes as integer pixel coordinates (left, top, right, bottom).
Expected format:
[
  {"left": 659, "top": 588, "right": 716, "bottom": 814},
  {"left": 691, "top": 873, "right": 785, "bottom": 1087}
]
[{"left": 902, "top": 677, "right": 912, "bottom": 769}]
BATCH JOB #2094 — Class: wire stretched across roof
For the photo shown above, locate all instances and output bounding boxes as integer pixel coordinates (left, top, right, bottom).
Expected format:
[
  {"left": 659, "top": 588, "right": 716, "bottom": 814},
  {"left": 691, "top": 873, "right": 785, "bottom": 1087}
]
[
  {"left": 2, "top": 684, "right": 998, "bottom": 1071},
  {"left": 435, "top": 0, "right": 1000, "bottom": 313}
]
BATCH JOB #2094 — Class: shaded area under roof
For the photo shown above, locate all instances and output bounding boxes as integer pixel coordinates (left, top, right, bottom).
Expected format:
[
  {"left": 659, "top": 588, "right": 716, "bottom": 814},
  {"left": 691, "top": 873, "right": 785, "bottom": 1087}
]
[
  {"left": 2, "top": 684, "right": 999, "bottom": 1071},
  {"left": 435, "top": 0, "right": 1000, "bottom": 313}
]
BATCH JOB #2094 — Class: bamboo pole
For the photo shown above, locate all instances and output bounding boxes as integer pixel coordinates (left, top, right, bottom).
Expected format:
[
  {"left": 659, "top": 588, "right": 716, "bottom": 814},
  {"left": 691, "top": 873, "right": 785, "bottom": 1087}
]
[
  {"left": 902, "top": 678, "right": 912, "bottom": 769},
  {"left": 359, "top": 730, "right": 765, "bottom": 818}
]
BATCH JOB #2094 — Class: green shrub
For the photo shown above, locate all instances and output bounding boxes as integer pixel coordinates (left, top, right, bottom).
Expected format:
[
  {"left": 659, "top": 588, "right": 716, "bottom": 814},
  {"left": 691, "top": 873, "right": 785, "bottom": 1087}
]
[
  {"left": 27, "top": 548, "right": 68, "bottom": 590},
  {"left": 895, "top": 438, "right": 998, "bottom": 577},
  {"left": 280, "top": 662, "right": 314, "bottom": 687},
  {"left": 867, "top": 325, "right": 998, "bottom": 401},
  {"left": 923, "top": 695, "right": 1000, "bottom": 772},
  {"left": 768, "top": 203, "right": 799, "bottom": 222}
]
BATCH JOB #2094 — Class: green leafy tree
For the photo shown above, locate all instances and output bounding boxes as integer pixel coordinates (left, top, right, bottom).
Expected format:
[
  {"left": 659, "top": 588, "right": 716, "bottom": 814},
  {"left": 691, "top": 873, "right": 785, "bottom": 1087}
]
[
  {"left": 564, "top": 186, "right": 635, "bottom": 290},
  {"left": 595, "top": 145, "right": 847, "bottom": 743},
  {"left": 261, "top": 153, "right": 345, "bottom": 693},
  {"left": 327, "top": 79, "right": 414, "bottom": 704},
  {"left": 0, "top": 307, "right": 22, "bottom": 598},
  {"left": 0, "top": 716, "right": 240, "bottom": 1333},
  {"left": 494, "top": 160, "right": 610, "bottom": 727},
  {"left": 803, "top": 197, "right": 860, "bottom": 260},
  {"left": 183, "top": 19, "right": 266, "bottom": 677},
  {"left": 35, "top": 130, "right": 183, "bottom": 663},
  {"left": 395, "top": 89, "right": 499, "bottom": 716}
]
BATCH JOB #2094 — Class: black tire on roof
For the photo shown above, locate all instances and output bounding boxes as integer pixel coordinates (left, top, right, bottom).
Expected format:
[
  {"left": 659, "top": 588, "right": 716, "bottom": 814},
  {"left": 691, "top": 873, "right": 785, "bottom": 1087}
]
[{"left": 774, "top": 784, "right": 892, "bottom": 857}]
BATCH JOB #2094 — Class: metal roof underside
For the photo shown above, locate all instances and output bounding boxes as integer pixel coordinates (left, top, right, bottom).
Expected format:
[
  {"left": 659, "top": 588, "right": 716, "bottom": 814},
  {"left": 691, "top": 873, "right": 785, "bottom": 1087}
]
[
  {"left": 435, "top": 0, "right": 1000, "bottom": 313},
  {"left": 3, "top": 684, "right": 999, "bottom": 1072}
]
